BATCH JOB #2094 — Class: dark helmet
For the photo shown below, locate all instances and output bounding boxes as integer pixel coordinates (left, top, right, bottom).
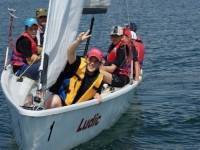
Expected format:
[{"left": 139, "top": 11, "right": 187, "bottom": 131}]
[{"left": 129, "top": 22, "right": 137, "bottom": 32}]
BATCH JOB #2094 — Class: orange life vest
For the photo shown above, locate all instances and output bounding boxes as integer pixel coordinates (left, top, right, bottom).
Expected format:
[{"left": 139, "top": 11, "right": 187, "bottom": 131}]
[{"left": 65, "top": 58, "right": 103, "bottom": 105}]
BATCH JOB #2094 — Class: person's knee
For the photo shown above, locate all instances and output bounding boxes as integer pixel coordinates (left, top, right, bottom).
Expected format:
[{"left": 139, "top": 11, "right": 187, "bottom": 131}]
[
  {"left": 45, "top": 94, "right": 62, "bottom": 108},
  {"left": 111, "top": 75, "right": 129, "bottom": 87},
  {"left": 52, "top": 95, "right": 62, "bottom": 107}
]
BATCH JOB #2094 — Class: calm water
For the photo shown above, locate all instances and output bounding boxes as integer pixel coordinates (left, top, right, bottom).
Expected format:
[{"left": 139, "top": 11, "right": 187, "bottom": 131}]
[{"left": 0, "top": 0, "right": 200, "bottom": 149}]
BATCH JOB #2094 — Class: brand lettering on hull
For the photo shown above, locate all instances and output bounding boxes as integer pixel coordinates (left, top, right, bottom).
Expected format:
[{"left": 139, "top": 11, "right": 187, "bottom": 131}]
[{"left": 77, "top": 113, "right": 101, "bottom": 132}]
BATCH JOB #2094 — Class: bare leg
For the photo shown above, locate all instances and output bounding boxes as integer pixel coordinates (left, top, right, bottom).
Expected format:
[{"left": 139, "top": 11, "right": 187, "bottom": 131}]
[
  {"left": 134, "top": 61, "right": 140, "bottom": 81},
  {"left": 24, "top": 95, "right": 33, "bottom": 107},
  {"left": 45, "top": 94, "right": 63, "bottom": 109}
]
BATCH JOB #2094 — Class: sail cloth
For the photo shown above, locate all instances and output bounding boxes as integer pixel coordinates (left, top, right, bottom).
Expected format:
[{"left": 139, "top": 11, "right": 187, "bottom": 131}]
[
  {"left": 83, "top": 0, "right": 111, "bottom": 14},
  {"left": 43, "top": 0, "right": 85, "bottom": 87},
  {"left": 43, "top": 0, "right": 111, "bottom": 87}
]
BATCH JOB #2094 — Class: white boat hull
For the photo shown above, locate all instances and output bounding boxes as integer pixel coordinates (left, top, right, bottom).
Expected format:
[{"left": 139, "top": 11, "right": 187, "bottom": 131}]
[{"left": 1, "top": 66, "right": 140, "bottom": 150}]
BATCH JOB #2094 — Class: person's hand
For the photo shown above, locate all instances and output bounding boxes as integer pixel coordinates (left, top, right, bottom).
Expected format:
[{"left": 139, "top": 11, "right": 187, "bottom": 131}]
[
  {"left": 94, "top": 93, "right": 102, "bottom": 104},
  {"left": 37, "top": 46, "right": 43, "bottom": 55},
  {"left": 27, "top": 54, "right": 40, "bottom": 65},
  {"left": 76, "top": 30, "right": 91, "bottom": 42}
]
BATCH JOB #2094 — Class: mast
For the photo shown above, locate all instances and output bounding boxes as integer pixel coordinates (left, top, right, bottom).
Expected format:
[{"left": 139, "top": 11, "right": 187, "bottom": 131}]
[
  {"left": 83, "top": 16, "right": 95, "bottom": 56},
  {"left": 4, "top": 8, "right": 17, "bottom": 70}
]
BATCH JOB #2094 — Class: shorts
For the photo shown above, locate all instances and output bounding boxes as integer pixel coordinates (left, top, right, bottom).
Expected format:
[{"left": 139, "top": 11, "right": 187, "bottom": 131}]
[
  {"left": 15, "top": 62, "right": 40, "bottom": 80},
  {"left": 111, "top": 74, "right": 130, "bottom": 87}
]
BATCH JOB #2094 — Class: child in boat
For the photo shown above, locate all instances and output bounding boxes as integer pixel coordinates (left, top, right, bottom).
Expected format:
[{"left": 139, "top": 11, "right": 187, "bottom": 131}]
[
  {"left": 129, "top": 22, "right": 145, "bottom": 70},
  {"left": 100, "top": 26, "right": 136, "bottom": 87},
  {"left": 35, "top": 8, "right": 47, "bottom": 50},
  {"left": 11, "top": 18, "right": 41, "bottom": 80},
  {"left": 45, "top": 31, "right": 104, "bottom": 108},
  {"left": 122, "top": 27, "right": 140, "bottom": 81}
]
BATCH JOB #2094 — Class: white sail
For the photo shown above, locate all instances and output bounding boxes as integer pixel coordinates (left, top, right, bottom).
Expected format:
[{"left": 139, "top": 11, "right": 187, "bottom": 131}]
[
  {"left": 43, "top": 0, "right": 84, "bottom": 87},
  {"left": 43, "top": 0, "right": 111, "bottom": 87}
]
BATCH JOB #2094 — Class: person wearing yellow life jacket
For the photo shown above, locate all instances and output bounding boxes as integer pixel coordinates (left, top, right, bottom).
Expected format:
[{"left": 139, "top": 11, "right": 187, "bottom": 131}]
[
  {"left": 45, "top": 31, "right": 104, "bottom": 108},
  {"left": 11, "top": 18, "right": 41, "bottom": 80},
  {"left": 101, "top": 26, "right": 132, "bottom": 87}
]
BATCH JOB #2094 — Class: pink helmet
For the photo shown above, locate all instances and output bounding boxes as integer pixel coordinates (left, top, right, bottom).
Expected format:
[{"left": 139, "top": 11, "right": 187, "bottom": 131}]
[{"left": 87, "top": 47, "right": 103, "bottom": 62}]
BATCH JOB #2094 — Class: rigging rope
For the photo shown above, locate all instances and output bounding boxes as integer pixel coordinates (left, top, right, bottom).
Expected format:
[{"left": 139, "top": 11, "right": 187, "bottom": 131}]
[
  {"left": 8, "top": 8, "right": 18, "bottom": 50},
  {"left": 4, "top": 8, "right": 18, "bottom": 70},
  {"left": 16, "top": 57, "right": 38, "bottom": 80},
  {"left": 124, "top": 0, "right": 130, "bottom": 24}
]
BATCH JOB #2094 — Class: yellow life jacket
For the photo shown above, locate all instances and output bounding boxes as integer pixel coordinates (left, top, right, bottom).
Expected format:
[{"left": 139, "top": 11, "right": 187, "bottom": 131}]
[{"left": 65, "top": 58, "right": 103, "bottom": 105}]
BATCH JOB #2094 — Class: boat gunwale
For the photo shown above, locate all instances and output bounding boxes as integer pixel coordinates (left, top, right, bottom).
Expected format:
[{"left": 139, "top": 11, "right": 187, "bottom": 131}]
[{"left": 1, "top": 69, "right": 140, "bottom": 117}]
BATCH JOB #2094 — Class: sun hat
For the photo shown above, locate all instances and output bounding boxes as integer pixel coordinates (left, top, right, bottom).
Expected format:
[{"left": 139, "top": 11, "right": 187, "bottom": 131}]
[{"left": 36, "top": 8, "right": 47, "bottom": 18}]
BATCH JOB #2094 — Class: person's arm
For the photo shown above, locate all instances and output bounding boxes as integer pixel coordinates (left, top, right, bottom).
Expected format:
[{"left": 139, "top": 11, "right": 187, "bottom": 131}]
[
  {"left": 37, "top": 46, "right": 43, "bottom": 55},
  {"left": 100, "top": 63, "right": 117, "bottom": 85},
  {"left": 67, "top": 31, "right": 91, "bottom": 64},
  {"left": 16, "top": 37, "right": 40, "bottom": 65},
  {"left": 94, "top": 82, "right": 103, "bottom": 103},
  {"left": 134, "top": 61, "right": 140, "bottom": 81},
  {"left": 94, "top": 93, "right": 102, "bottom": 103},
  {"left": 132, "top": 46, "right": 140, "bottom": 81},
  {"left": 26, "top": 54, "right": 40, "bottom": 65},
  {"left": 100, "top": 64, "right": 117, "bottom": 73}
]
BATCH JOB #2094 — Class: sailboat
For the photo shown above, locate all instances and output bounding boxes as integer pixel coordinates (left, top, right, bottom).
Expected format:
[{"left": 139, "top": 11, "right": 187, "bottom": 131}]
[{"left": 1, "top": 0, "right": 142, "bottom": 149}]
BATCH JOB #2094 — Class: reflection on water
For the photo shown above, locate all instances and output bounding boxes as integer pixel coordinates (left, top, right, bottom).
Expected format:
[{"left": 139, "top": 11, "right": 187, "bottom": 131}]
[{"left": 74, "top": 94, "right": 144, "bottom": 150}]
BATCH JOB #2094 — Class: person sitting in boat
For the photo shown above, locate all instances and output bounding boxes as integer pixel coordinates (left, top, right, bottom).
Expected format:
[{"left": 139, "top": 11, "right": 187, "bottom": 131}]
[
  {"left": 129, "top": 22, "right": 145, "bottom": 68},
  {"left": 11, "top": 18, "right": 41, "bottom": 80},
  {"left": 45, "top": 31, "right": 104, "bottom": 108},
  {"left": 123, "top": 27, "right": 140, "bottom": 81},
  {"left": 100, "top": 26, "right": 133, "bottom": 87},
  {"left": 129, "top": 22, "right": 138, "bottom": 40},
  {"left": 35, "top": 8, "right": 47, "bottom": 50}
]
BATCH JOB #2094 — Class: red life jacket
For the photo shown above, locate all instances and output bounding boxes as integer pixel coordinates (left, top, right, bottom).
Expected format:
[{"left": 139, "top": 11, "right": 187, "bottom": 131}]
[
  {"left": 11, "top": 32, "right": 38, "bottom": 66},
  {"left": 107, "top": 40, "right": 132, "bottom": 77},
  {"left": 132, "top": 36, "right": 145, "bottom": 66}
]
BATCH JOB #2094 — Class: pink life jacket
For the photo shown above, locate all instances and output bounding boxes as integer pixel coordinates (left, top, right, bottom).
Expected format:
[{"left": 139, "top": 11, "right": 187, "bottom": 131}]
[{"left": 11, "top": 32, "right": 38, "bottom": 66}]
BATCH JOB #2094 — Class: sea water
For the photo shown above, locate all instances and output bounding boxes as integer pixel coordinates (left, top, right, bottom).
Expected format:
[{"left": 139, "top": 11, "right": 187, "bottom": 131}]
[{"left": 0, "top": 0, "right": 200, "bottom": 149}]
